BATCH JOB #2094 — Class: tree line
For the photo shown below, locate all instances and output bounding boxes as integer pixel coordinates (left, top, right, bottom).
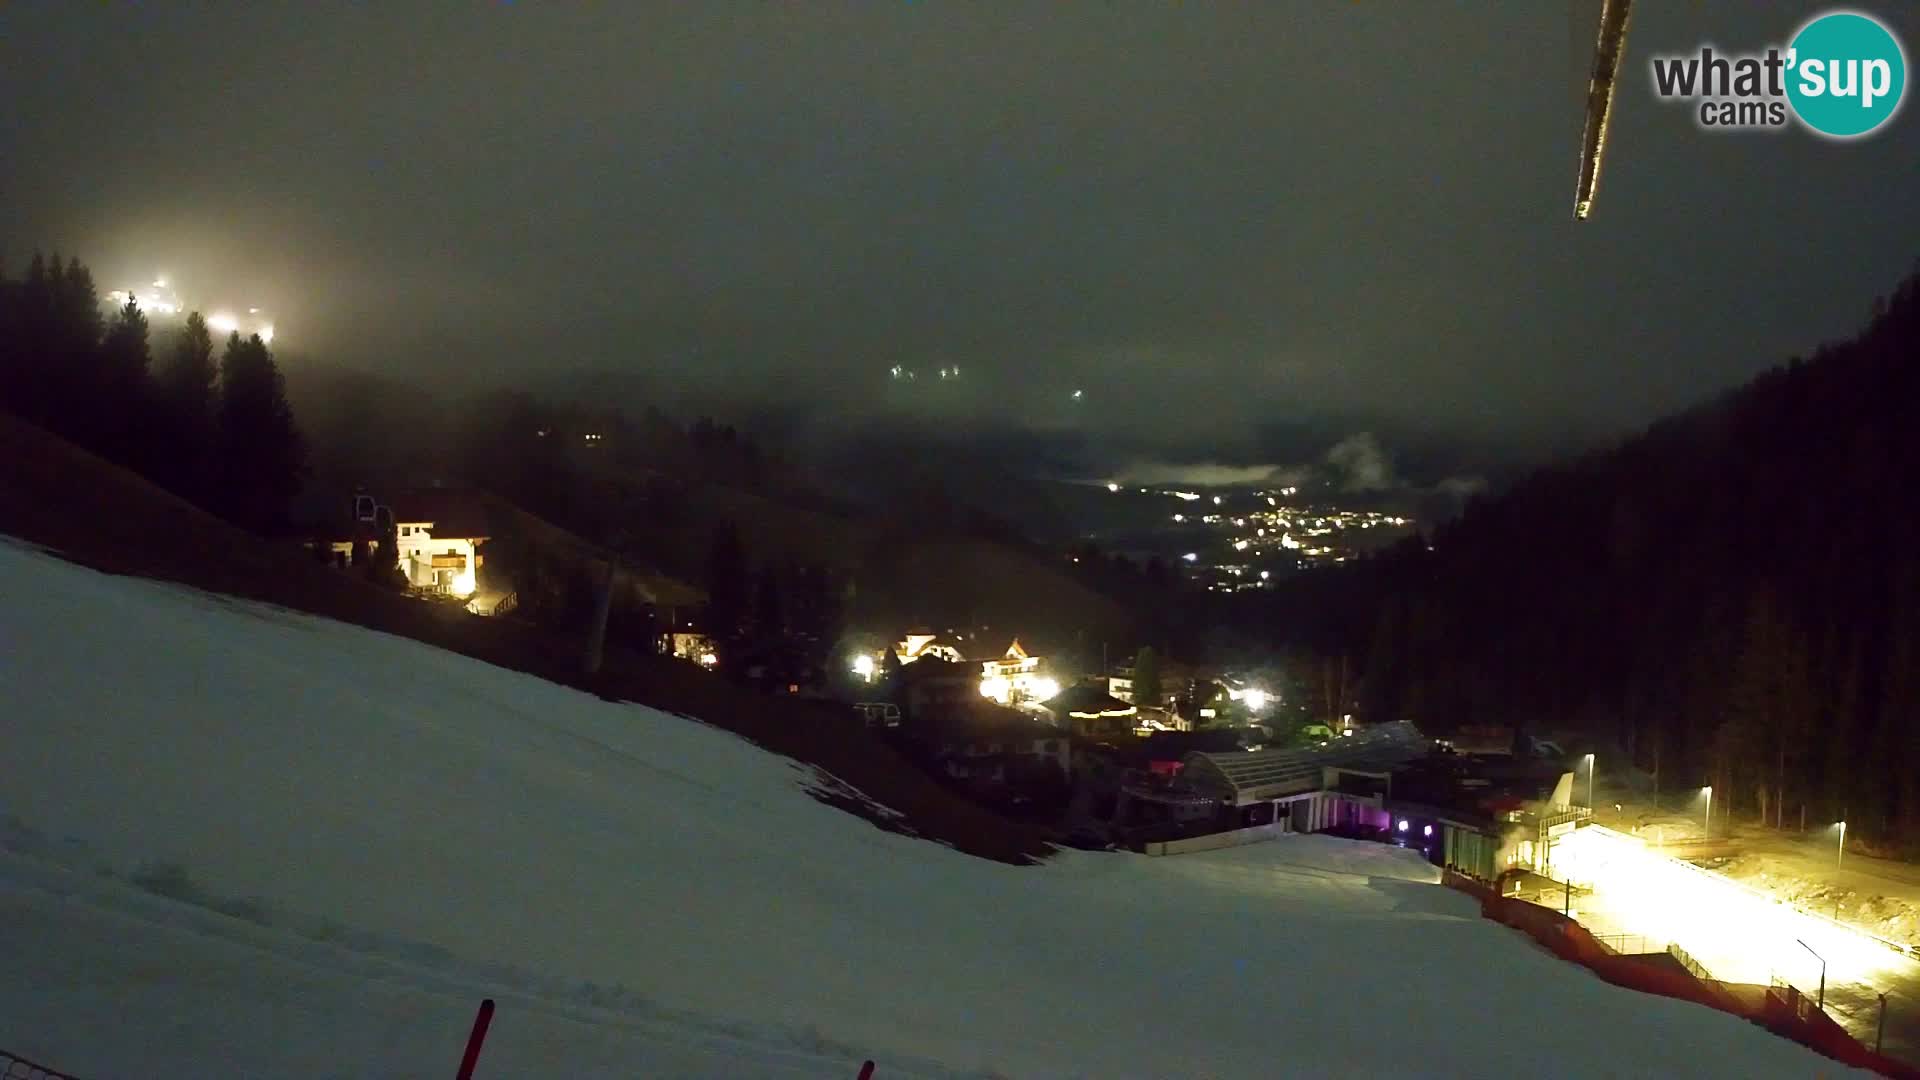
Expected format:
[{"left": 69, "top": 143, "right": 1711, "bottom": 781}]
[
  {"left": 703, "top": 519, "right": 844, "bottom": 689},
  {"left": 0, "top": 253, "right": 306, "bottom": 533},
  {"left": 1281, "top": 262, "right": 1920, "bottom": 849}
]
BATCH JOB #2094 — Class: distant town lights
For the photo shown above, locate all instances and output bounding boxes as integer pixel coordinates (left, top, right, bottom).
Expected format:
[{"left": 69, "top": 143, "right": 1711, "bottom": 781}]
[{"left": 1107, "top": 482, "right": 1120, "bottom": 493}]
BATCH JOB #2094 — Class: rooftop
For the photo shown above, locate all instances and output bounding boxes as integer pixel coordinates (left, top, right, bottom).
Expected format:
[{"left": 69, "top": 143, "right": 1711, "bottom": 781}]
[
  {"left": 1040, "top": 682, "right": 1135, "bottom": 717},
  {"left": 1181, "top": 721, "right": 1431, "bottom": 805},
  {"left": 323, "top": 487, "right": 494, "bottom": 542}
]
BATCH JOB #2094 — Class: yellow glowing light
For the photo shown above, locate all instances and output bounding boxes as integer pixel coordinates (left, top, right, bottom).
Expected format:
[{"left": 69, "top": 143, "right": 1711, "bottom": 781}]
[
  {"left": 698, "top": 652, "right": 718, "bottom": 668},
  {"left": 1030, "top": 676, "right": 1060, "bottom": 702},
  {"left": 259, "top": 325, "right": 275, "bottom": 345},
  {"left": 207, "top": 313, "right": 240, "bottom": 334},
  {"left": 1549, "top": 825, "right": 1907, "bottom": 992},
  {"left": 852, "top": 654, "right": 876, "bottom": 679},
  {"left": 452, "top": 568, "right": 477, "bottom": 596},
  {"left": 980, "top": 676, "right": 1011, "bottom": 703}
]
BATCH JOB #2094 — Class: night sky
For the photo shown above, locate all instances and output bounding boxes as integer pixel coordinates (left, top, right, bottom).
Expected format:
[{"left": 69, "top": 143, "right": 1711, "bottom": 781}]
[{"left": 3, "top": 2, "right": 1915, "bottom": 463}]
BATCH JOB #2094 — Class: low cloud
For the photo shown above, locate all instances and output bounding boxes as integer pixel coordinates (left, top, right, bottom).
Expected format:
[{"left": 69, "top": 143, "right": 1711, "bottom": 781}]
[
  {"left": 1435, "top": 475, "right": 1488, "bottom": 498},
  {"left": 1110, "top": 462, "right": 1314, "bottom": 489},
  {"left": 1325, "top": 433, "right": 1395, "bottom": 492}
]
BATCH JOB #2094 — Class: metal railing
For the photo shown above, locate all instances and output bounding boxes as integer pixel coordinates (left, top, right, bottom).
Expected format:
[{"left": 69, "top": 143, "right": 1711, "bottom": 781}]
[
  {"left": 2, "top": 1049, "right": 82, "bottom": 1080},
  {"left": 1768, "top": 975, "right": 1825, "bottom": 1023},
  {"left": 1667, "top": 943, "right": 1713, "bottom": 981},
  {"left": 1592, "top": 932, "right": 1666, "bottom": 956},
  {"left": 1515, "top": 804, "right": 1594, "bottom": 829},
  {"left": 466, "top": 591, "right": 517, "bottom": 617}
]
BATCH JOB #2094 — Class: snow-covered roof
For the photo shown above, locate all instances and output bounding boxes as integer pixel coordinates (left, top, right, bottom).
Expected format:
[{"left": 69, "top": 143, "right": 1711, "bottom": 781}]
[
  {"left": 1039, "top": 682, "right": 1135, "bottom": 717},
  {"left": 1181, "top": 721, "right": 1430, "bottom": 805}
]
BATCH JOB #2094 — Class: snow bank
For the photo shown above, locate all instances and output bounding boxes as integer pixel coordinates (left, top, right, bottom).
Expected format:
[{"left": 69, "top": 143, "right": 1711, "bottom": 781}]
[{"left": 0, "top": 541, "right": 1860, "bottom": 1077}]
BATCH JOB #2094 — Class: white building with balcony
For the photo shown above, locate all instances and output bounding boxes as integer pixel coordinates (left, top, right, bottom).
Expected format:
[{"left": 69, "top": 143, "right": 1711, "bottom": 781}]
[{"left": 979, "top": 639, "right": 1058, "bottom": 706}]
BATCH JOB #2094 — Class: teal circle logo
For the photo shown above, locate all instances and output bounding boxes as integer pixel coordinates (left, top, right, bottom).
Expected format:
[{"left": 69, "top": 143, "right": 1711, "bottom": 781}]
[{"left": 1786, "top": 11, "right": 1907, "bottom": 138}]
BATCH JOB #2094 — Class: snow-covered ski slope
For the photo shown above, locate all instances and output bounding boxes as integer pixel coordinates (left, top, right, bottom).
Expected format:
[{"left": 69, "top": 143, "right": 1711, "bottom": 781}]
[{"left": 0, "top": 540, "right": 1858, "bottom": 1077}]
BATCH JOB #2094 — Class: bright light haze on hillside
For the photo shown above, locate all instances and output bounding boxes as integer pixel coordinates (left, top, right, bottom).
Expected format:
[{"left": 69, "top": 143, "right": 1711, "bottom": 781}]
[{"left": 2, "top": 3, "right": 1916, "bottom": 459}]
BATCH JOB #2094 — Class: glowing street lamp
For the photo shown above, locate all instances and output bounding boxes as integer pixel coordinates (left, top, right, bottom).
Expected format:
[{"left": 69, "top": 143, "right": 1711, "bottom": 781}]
[
  {"left": 1584, "top": 753, "right": 1596, "bottom": 810},
  {"left": 1836, "top": 820, "right": 1848, "bottom": 871},
  {"left": 852, "top": 654, "right": 876, "bottom": 682},
  {"left": 1701, "top": 785, "right": 1713, "bottom": 838}
]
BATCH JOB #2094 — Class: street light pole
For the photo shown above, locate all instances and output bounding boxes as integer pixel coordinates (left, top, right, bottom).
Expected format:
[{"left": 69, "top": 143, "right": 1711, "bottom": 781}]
[
  {"left": 1702, "top": 786, "right": 1713, "bottom": 839},
  {"left": 1796, "top": 938, "right": 1826, "bottom": 1012},
  {"left": 1586, "top": 753, "right": 1596, "bottom": 811},
  {"left": 1838, "top": 820, "right": 1847, "bottom": 871},
  {"left": 1878, "top": 991, "right": 1890, "bottom": 1055}
]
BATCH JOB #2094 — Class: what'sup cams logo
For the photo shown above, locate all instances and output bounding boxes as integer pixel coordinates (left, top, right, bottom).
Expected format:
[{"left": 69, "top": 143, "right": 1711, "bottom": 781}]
[{"left": 1650, "top": 9, "right": 1907, "bottom": 138}]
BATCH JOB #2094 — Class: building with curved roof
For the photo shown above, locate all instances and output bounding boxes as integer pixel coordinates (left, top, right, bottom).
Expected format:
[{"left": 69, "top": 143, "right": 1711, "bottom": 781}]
[{"left": 1180, "top": 721, "right": 1432, "bottom": 806}]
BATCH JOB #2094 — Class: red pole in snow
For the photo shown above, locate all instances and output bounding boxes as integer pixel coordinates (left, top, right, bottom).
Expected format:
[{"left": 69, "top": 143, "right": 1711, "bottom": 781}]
[
  {"left": 857, "top": 1062, "right": 875, "bottom": 1080},
  {"left": 456, "top": 998, "right": 495, "bottom": 1080}
]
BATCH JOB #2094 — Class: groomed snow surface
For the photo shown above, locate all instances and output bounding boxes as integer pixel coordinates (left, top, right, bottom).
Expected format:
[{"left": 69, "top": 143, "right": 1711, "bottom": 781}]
[{"left": 0, "top": 540, "right": 1860, "bottom": 1077}]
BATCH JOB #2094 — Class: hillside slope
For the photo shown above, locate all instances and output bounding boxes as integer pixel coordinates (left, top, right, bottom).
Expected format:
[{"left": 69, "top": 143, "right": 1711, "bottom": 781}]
[
  {"left": 587, "top": 463, "right": 1138, "bottom": 649},
  {"left": 0, "top": 538, "right": 1854, "bottom": 1076},
  {"left": 0, "top": 412, "right": 1047, "bottom": 864},
  {"left": 1338, "top": 267, "right": 1920, "bottom": 844}
]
